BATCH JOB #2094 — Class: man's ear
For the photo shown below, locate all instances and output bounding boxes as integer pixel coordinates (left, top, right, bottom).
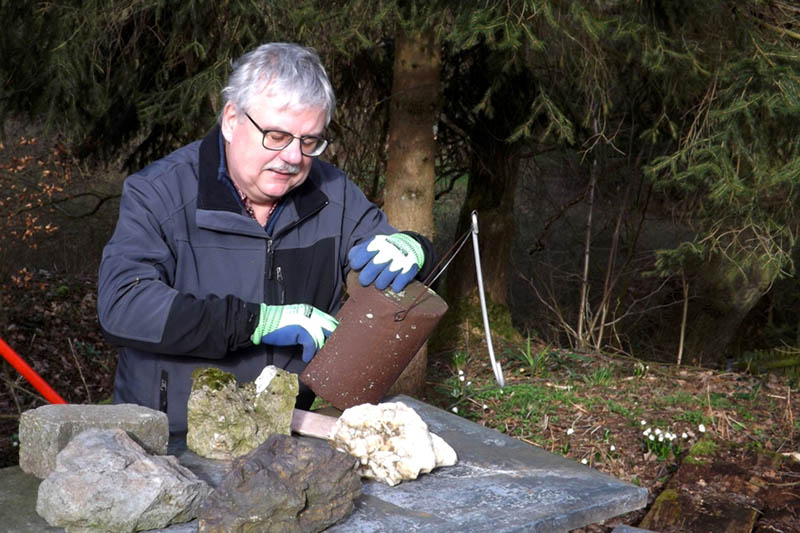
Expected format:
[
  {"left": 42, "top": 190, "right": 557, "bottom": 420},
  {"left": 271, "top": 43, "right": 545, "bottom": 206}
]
[{"left": 220, "top": 102, "right": 238, "bottom": 143}]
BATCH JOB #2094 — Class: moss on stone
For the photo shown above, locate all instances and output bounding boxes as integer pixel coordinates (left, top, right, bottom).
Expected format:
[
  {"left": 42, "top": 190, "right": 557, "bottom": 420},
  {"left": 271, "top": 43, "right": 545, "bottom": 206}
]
[
  {"left": 191, "top": 367, "right": 236, "bottom": 391},
  {"left": 657, "top": 488, "right": 680, "bottom": 501},
  {"left": 688, "top": 437, "right": 718, "bottom": 457}
]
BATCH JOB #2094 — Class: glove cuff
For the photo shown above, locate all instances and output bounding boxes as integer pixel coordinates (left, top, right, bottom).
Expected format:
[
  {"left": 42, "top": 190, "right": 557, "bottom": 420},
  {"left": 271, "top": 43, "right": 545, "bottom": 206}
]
[
  {"left": 252, "top": 303, "right": 281, "bottom": 345},
  {"left": 389, "top": 233, "right": 425, "bottom": 267}
]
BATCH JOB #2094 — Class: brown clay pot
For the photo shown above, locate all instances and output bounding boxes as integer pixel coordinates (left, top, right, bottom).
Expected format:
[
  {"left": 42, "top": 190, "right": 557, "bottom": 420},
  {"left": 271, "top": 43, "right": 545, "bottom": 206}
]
[{"left": 301, "top": 271, "right": 448, "bottom": 410}]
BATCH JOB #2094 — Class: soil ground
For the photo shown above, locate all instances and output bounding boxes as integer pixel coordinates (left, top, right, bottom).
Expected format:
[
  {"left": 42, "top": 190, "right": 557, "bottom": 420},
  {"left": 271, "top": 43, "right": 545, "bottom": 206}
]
[{"left": 421, "top": 330, "right": 800, "bottom": 532}]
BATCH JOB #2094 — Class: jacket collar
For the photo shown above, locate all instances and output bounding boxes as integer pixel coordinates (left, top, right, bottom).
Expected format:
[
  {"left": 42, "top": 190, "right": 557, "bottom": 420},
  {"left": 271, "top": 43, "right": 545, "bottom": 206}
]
[{"left": 196, "top": 125, "right": 329, "bottom": 235}]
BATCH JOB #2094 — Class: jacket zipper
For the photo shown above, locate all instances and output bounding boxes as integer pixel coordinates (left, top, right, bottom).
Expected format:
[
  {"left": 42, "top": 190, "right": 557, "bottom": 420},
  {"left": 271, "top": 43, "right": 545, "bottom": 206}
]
[
  {"left": 159, "top": 370, "right": 168, "bottom": 413},
  {"left": 276, "top": 266, "right": 286, "bottom": 304},
  {"left": 266, "top": 239, "right": 274, "bottom": 280},
  {"left": 266, "top": 200, "right": 327, "bottom": 303}
]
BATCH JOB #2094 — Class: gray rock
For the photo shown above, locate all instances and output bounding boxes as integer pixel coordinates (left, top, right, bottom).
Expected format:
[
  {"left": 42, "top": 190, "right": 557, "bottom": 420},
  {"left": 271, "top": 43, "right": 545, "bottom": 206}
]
[
  {"left": 198, "top": 434, "right": 361, "bottom": 533},
  {"left": 19, "top": 403, "right": 169, "bottom": 479},
  {"left": 36, "top": 428, "right": 211, "bottom": 533},
  {"left": 186, "top": 366, "right": 298, "bottom": 460}
]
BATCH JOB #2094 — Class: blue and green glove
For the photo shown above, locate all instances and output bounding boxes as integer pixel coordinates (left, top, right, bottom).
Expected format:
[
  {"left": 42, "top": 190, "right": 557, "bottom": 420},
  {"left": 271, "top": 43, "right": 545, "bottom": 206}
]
[
  {"left": 348, "top": 233, "right": 425, "bottom": 293},
  {"left": 251, "top": 303, "right": 338, "bottom": 363}
]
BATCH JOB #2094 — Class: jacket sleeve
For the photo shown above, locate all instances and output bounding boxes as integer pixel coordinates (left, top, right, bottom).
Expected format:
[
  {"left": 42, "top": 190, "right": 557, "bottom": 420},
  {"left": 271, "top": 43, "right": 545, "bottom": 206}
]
[{"left": 97, "top": 174, "right": 257, "bottom": 358}]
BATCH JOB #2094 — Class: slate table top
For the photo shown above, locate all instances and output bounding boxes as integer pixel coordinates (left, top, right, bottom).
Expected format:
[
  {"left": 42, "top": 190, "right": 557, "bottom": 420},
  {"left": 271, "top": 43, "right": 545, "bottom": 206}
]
[{"left": 1, "top": 395, "right": 647, "bottom": 533}]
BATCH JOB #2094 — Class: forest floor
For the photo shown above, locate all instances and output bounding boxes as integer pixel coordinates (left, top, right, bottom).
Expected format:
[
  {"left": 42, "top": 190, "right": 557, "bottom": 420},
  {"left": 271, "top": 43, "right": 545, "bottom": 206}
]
[{"left": 1, "top": 269, "right": 799, "bottom": 532}]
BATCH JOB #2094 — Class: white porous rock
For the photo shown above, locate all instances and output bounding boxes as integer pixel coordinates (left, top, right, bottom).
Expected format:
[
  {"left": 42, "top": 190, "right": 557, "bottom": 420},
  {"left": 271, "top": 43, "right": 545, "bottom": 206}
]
[
  {"left": 255, "top": 365, "right": 279, "bottom": 394},
  {"left": 329, "top": 401, "right": 457, "bottom": 486}
]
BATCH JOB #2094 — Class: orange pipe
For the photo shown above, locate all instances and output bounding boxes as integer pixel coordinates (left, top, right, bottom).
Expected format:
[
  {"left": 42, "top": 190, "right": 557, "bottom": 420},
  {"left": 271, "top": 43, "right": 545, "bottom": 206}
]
[{"left": 0, "top": 336, "right": 66, "bottom": 404}]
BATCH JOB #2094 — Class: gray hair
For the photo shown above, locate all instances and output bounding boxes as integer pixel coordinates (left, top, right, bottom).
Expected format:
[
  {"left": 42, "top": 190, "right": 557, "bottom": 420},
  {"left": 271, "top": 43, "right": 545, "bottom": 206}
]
[{"left": 220, "top": 43, "right": 336, "bottom": 125}]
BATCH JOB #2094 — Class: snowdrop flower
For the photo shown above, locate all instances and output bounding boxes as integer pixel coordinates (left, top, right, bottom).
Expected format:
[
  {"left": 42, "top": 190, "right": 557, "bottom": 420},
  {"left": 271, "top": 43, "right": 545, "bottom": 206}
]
[
  {"left": 640, "top": 420, "right": 647, "bottom": 426},
  {"left": 658, "top": 435, "right": 664, "bottom": 442},
  {"left": 567, "top": 427, "right": 574, "bottom": 436},
  {"left": 654, "top": 428, "right": 662, "bottom": 435},
  {"left": 451, "top": 407, "right": 458, "bottom": 414},
  {"left": 698, "top": 424, "right": 706, "bottom": 433},
  {"left": 458, "top": 369, "right": 464, "bottom": 376},
  {"left": 643, "top": 428, "right": 651, "bottom": 436},
  {"left": 682, "top": 432, "right": 688, "bottom": 439},
  {"left": 581, "top": 458, "right": 588, "bottom": 464},
  {"left": 649, "top": 434, "right": 655, "bottom": 441},
  {"left": 482, "top": 404, "right": 488, "bottom": 410},
  {"left": 610, "top": 445, "right": 616, "bottom": 452},
  {"left": 459, "top": 375, "right": 465, "bottom": 382},
  {"left": 467, "top": 381, "right": 472, "bottom": 386}
]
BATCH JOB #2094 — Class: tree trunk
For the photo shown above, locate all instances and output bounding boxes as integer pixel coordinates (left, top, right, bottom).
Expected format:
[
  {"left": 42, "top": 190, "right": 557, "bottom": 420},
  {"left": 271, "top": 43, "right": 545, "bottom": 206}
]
[
  {"left": 445, "top": 137, "right": 520, "bottom": 308},
  {"left": 382, "top": 27, "right": 440, "bottom": 398},
  {"left": 682, "top": 252, "right": 780, "bottom": 367}
]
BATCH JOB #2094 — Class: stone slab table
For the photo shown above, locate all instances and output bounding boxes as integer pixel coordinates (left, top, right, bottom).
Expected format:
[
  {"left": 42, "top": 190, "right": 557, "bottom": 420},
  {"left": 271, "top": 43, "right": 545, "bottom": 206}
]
[{"left": 0, "top": 395, "right": 647, "bottom": 532}]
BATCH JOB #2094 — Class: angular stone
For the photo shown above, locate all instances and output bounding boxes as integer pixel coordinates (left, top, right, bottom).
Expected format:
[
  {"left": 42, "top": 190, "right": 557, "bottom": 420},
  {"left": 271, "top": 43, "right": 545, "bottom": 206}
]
[
  {"left": 198, "top": 434, "right": 361, "bottom": 533},
  {"left": 186, "top": 366, "right": 298, "bottom": 460},
  {"left": 36, "top": 428, "right": 211, "bottom": 533},
  {"left": 19, "top": 403, "right": 169, "bottom": 479}
]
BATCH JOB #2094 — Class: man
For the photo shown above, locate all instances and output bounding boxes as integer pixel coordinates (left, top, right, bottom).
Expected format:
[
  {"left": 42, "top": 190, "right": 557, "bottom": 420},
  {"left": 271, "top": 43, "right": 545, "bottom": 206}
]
[{"left": 97, "top": 43, "right": 435, "bottom": 433}]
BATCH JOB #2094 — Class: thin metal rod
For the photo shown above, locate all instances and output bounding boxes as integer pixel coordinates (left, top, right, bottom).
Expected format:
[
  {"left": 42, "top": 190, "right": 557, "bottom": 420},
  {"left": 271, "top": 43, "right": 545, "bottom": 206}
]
[{"left": 471, "top": 211, "right": 505, "bottom": 387}]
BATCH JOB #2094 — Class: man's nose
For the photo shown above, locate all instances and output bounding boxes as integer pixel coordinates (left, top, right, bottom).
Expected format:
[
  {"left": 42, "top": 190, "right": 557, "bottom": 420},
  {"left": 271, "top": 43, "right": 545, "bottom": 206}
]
[{"left": 280, "top": 137, "right": 304, "bottom": 165}]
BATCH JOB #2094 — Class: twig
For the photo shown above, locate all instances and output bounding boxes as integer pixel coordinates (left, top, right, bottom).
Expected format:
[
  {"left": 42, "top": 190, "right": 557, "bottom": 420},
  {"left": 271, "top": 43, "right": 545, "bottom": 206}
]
[
  {"left": 0, "top": 374, "right": 44, "bottom": 403},
  {"left": 68, "top": 338, "right": 91, "bottom": 403},
  {"left": 2, "top": 363, "right": 22, "bottom": 413},
  {"left": 577, "top": 154, "right": 597, "bottom": 349},
  {"left": 517, "top": 436, "right": 542, "bottom": 448},
  {"left": 786, "top": 386, "right": 794, "bottom": 444},
  {"left": 677, "top": 272, "right": 688, "bottom": 366},
  {"left": 762, "top": 481, "right": 800, "bottom": 488}
]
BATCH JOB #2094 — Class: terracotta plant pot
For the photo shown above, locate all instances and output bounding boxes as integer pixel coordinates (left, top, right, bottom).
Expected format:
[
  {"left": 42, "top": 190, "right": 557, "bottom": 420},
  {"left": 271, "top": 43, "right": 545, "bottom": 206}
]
[{"left": 301, "top": 271, "right": 448, "bottom": 410}]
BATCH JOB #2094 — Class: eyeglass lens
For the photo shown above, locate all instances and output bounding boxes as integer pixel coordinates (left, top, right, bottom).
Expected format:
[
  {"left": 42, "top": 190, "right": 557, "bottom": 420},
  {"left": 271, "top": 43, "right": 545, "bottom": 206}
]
[{"left": 245, "top": 112, "right": 328, "bottom": 156}]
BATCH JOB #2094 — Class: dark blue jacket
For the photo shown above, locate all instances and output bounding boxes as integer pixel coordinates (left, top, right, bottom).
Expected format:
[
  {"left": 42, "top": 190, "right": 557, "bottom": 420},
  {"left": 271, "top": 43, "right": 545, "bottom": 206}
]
[{"left": 98, "top": 126, "right": 433, "bottom": 433}]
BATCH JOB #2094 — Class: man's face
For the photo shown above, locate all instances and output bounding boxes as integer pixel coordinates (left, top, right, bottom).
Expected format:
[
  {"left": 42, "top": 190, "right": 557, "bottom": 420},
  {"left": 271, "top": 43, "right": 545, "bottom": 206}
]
[{"left": 221, "top": 92, "right": 327, "bottom": 205}]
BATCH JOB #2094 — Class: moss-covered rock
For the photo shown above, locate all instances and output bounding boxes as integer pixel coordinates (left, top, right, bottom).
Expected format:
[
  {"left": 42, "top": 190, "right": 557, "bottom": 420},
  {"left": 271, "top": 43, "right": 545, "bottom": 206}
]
[{"left": 186, "top": 366, "right": 299, "bottom": 460}]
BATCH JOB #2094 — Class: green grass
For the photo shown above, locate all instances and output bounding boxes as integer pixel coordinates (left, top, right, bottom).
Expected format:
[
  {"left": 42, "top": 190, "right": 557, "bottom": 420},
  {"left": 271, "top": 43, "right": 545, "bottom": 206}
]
[
  {"left": 688, "top": 438, "right": 718, "bottom": 458},
  {"left": 661, "top": 391, "right": 694, "bottom": 407},
  {"left": 515, "top": 337, "right": 551, "bottom": 377},
  {"left": 583, "top": 366, "right": 615, "bottom": 387},
  {"left": 707, "top": 392, "right": 732, "bottom": 409},
  {"left": 606, "top": 399, "right": 635, "bottom": 418},
  {"left": 674, "top": 410, "right": 710, "bottom": 426},
  {"left": 427, "top": 335, "right": 797, "bottom": 489}
]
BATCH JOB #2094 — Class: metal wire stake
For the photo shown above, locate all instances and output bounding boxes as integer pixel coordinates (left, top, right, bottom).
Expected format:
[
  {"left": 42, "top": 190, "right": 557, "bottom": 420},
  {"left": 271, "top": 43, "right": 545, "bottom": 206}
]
[{"left": 471, "top": 211, "right": 505, "bottom": 387}]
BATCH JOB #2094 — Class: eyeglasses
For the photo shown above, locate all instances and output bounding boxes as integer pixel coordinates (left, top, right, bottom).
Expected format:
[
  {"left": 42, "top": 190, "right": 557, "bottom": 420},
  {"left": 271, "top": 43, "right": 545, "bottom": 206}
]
[{"left": 244, "top": 112, "right": 329, "bottom": 157}]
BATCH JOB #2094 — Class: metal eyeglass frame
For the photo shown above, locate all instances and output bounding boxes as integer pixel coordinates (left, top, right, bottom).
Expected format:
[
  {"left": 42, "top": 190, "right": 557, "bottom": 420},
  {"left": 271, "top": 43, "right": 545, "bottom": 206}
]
[{"left": 243, "top": 112, "right": 329, "bottom": 157}]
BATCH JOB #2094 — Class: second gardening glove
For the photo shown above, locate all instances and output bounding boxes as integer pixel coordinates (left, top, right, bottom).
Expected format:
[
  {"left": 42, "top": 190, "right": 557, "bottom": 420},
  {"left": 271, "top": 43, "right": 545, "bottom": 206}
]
[
  {"left": 348, "top": 233, "right": 425, "bottom": 293},
  {"left": 251, "top": 303, "right": 339, "bottom": 363}
]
